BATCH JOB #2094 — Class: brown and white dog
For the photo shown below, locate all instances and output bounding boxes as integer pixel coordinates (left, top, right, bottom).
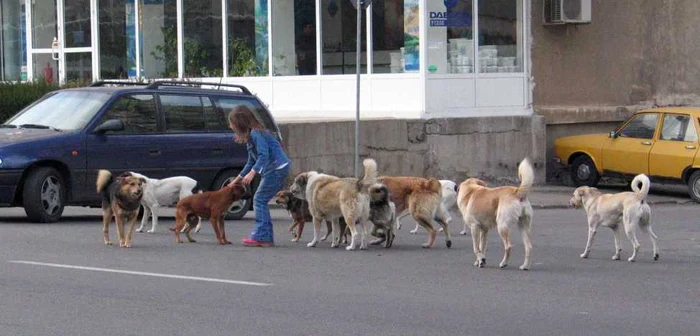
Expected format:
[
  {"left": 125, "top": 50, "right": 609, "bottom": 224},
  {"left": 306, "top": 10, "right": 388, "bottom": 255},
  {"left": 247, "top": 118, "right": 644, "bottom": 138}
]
[
  {"left": 570, "top": 174, "right": 659, "bottom": 262},
  {"left": 457, "top": 158, "right": 535, "bottom": 270},
  {"left": 96, "top": 170, "right": 146, "bottom": 248},
  {"left": 289, "top": 158, "right": 378, "bottom": 251},
  {"left": 378, "top": 176, "right": 451, "bottom": 248},
  {"left": 274, "top": 189, "right": 348, "bottom": 243},
  {"left": 170, "top": 181, "right": 251, "bottom": 244}
]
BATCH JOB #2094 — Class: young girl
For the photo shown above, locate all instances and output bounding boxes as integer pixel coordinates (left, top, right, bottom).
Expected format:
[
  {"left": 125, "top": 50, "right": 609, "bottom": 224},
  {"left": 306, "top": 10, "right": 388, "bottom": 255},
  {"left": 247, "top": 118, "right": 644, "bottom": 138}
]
[{"left": 229, "top": 105, "right": 291, "bottom": 247}]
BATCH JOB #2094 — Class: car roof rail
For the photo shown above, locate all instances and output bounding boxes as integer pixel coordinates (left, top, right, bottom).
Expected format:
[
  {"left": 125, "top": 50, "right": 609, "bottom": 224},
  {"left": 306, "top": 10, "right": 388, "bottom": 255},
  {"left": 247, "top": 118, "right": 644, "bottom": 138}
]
[
  {"left": 145, "top": 80, "right": 252, "bottom": 95},
  {"left": 90, "top": 80, "right": 149, "bottom": 87}
]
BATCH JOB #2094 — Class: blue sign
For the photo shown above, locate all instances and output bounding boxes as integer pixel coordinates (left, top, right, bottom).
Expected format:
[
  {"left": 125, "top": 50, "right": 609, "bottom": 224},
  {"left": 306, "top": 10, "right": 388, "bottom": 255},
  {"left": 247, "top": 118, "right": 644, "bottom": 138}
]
[
  {"left": 444, "top": 0, "right": 458, "bottom": 9},
  {"left": 429, "top": 12, "right": 472, "bottom": 27}
]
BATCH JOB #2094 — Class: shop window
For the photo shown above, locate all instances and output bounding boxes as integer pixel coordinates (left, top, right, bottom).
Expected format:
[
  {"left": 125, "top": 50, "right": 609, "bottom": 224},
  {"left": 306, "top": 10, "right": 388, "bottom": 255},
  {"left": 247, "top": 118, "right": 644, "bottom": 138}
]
[
  {"left": 321, "top": 0, "right": 367, "bottom": 75},
  {"left": 1, "top": 0, "right": 27, "bottom": 81},
  {"left": 478, "top": 0, "right": 523, "bottom": 73},
  {"left": 227, "top": 0, "right": 268, "bottom": 77},
  {"left": 183, "top": 0, "right": 223, "bottom": 78},
  {"left": 371, "top": 0, "right": 419, "bottom": 74},
  {"left": 141, "top": 0, "right": 177, "bottom": 78},
  {"left": 64, "top": 0, "right": 91, "bottom": 48},
  {"left": 426, "top": 0, "right": 474, "bottom": 74},
  {"left": 271, "top": 0, "right": 316, "bottom": 76},
  {"left": 98, "top": 0, "right": 133, "bottom": 79}
]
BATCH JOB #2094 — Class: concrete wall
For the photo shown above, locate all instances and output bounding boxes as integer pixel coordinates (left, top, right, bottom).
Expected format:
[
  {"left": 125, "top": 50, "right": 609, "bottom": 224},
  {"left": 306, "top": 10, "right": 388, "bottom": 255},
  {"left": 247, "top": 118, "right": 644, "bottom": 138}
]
[
  {"left": 532, "top": 0, "right": 700, "bottom": 108},
  {"left": 278, "top": 116, "right": 546, "bottom": 186}
]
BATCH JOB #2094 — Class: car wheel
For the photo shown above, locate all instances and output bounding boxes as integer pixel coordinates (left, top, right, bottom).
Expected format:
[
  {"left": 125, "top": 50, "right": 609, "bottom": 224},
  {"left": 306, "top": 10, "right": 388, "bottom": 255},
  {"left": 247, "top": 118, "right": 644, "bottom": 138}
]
[
  {"left": 212, "top": 170, "right": 252, "bottom": 220},
  {"left": 686, "top": 171, "right": 700, "bottom": 202},
  {"left": 22, "top": 167, "right": 66, "bottom": 223},
  {"left": 570, "top": 155, "right": 600, "bottom": 187}
]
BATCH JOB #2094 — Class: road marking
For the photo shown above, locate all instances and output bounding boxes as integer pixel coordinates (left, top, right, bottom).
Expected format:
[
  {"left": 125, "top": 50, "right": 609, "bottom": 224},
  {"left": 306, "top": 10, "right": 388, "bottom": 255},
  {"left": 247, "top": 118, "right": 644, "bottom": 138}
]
[{"left": 9, "top": 260, "right": 273, "bottom": 287}]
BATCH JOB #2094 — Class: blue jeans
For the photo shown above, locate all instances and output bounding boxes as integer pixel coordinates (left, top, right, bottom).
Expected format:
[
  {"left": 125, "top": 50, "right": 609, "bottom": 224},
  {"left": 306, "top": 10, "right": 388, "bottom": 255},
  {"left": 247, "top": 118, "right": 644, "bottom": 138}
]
[{"left": 249, "top": 164, "right": 290, "bottom": 243}]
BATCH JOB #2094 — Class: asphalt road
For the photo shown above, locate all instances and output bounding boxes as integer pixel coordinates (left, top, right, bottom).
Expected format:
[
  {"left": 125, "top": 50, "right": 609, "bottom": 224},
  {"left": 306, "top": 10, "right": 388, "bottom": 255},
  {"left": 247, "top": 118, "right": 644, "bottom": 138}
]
[{"left": 0, "top": 205, "right": 698, "bottom": 336}]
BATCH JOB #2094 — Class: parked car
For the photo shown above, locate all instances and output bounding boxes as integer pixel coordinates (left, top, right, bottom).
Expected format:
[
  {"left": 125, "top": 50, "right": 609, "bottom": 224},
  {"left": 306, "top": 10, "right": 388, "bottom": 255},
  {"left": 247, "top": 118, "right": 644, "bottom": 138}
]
[
  {"left": 554, "top": 107, "right": 700, "bottom": 201},
  {"left": 0, "top": 81, "right": 282, "bottom": 222}
]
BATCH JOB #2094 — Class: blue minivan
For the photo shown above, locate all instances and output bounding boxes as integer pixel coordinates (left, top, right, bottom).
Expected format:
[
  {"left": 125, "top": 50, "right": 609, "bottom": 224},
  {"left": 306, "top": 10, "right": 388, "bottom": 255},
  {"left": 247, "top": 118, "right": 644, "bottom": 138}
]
[{"left": 0, "top": 81, "right": 282, "bottom": 222}]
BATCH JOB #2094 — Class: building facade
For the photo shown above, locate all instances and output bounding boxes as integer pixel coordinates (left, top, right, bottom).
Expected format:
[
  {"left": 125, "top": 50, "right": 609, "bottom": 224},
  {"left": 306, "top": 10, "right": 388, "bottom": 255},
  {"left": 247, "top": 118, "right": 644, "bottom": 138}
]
[{"left": 0, "top": 0, "right": 530, "bottom": 120}]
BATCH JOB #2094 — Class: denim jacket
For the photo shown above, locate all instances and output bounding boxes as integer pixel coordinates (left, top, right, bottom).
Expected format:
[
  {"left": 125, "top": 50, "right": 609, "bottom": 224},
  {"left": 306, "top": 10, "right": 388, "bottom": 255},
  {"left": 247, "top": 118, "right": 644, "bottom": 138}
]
[{"left": 239, "top": 129, "right": 290, "bottom": 177}]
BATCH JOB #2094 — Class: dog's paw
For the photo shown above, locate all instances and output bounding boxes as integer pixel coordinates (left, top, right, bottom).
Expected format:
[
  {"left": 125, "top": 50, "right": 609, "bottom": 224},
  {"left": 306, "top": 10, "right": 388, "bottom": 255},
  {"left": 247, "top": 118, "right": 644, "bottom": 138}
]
[
  {"left": 580, "top": 253, "right": 589, "bottom": 259},
  {"left": 438, "top": 228, "right": 444, "bottom": 232},
  {"left": 104, "top": 240, "right": 113, "bottom": 246},
  {"left": 474, "top": 260, "right": 480, "bottom": 266},
  {"left": 147, "top": 229, "right": 156, "bottom": 234},
  {"left": 459, "top": 230, "right": 468, "bottom": 235},
  {"left": 478, "top": 258, "right": 486, "bottom": 268},
  {"left": 654, "top": 253, "right": 660, "bottom": 261},
  {"left": 135, "top": 228, "right": 143, "bottom": 233},
  {"left": 446, "top": 240, "right": 452, "bottom": 248},
  {"left": 345, "top": 245, "right": 356, "bottom": 251},
  {"left": 306, "top": 241, "right": 317, "bottom": 248},
  {"left": 612, "top": 255, "right": 621, "bottom": 261},
  {"left": 409, "top": 229, "right": 419, "bottom": 234},
  {"left": 421, "top": 243, "right": 431, "bottom": 248},
  {"left": 499, "top": 263, "right": 508, "bottom": 269},
  {"left": 519, "top": 265, "right": 530, "bottom": 271},
  {"left": 627, "top": 257, "right": 636, "bottom": 262}
]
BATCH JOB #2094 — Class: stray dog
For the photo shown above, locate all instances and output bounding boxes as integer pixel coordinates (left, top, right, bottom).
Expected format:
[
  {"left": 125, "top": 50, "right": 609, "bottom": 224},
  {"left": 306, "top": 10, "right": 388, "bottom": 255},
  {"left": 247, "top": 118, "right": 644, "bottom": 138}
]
[
  {"left": 125, "top": 172, "right": 200, "bottom": 234},
  {"left": 170, "top": 181, "right": 251, "bottom": 244},
  {"left": 379, "top": 176, "right": 451, "bottom": 248},
  {"left": 368, "top": 183, "right": 397, "bottom": 248},
  {"left": 96, "top": 170, "right": 146, "bottom": 248},
  {"left": 570, "top": 174, "right": 659, "bottom": 262},
  {"left": 274, "top": 190, "right": 349, "bottom": 243},
  {"left": 401, "top": 180, "right": 458, "bottom": 234},
  {"left": 457, "top": 158, "right": 534, "bottom": 270},
  {"left": 289, "top": 158, "right": 377, "bottom": 250}
]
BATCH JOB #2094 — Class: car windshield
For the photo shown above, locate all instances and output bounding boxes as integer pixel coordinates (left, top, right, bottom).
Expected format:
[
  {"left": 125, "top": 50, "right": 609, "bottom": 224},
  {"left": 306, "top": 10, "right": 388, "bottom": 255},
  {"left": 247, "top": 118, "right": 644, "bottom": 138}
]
[{"left": 5, "top": 90, "right": 112, "bottom": 131}]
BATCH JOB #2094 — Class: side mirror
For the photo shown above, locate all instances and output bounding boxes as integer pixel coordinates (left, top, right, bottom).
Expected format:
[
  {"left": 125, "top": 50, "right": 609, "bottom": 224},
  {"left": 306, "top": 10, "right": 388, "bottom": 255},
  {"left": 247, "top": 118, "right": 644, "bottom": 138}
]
[
  {"left": 93, "top": 119, "right": 124, "bottom": 134},
  {"left": 609, "top": 131, "right": 618, "bottom": 139}
]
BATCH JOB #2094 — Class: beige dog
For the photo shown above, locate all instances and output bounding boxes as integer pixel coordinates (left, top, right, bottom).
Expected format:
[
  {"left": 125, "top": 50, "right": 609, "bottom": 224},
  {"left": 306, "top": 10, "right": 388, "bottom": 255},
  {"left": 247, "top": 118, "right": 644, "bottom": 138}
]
[
  {"left": 457, "top": 158, "right": 535, "bottom": 270},
  {"left": 379, "top": 176, "right": 451, "bottom": 248},
  {"left": 570, "top": 174, "right": 659, "bottom": 262},
  {"left": 289, "top": 158, "right": 377, "bottom": 251}
]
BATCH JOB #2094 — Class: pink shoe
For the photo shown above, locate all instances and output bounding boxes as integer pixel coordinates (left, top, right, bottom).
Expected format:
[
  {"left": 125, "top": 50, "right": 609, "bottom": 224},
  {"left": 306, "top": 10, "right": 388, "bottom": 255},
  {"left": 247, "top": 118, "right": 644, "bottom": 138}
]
[{"left": 241, "top": 238, "right": 273, "bottom": 247}]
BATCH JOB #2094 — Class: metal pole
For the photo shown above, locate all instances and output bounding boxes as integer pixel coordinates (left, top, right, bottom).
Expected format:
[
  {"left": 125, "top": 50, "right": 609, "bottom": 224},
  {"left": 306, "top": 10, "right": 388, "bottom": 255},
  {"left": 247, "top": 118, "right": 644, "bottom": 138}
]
[{"left": 354, "top": 1, "right": 362, "bottom": 178}]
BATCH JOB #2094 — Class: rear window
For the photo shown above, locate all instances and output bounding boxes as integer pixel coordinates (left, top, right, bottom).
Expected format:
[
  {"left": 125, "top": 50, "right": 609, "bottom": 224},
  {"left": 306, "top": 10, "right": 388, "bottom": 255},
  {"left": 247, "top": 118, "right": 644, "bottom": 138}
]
[
  {"left": 212, "top": 96, "right": 277, "bottom": 135},
  {"left": 160, "top": 94, "right": 228, "bottom": 132}
]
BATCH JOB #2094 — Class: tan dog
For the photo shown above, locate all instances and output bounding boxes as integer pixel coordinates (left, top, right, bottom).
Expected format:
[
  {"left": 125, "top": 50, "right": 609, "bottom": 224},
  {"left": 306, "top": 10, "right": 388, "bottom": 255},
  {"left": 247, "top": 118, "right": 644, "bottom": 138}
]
[
  {"left": 457, "top": 158, "right": 534, "bottom": 270},
  {"left": 171, "top": 182, "right": 251, "bottom": 244},
  {"left": 570, "top": 174, "right": 659, "bottom": 262},
  {"left": 96, "top": 170, "right": 146, "bottom": 248},
  {"left": 289, "top": 158, "right": 377, "bottom": 251},
  {"left": 378, "top": 176, "right": 451, "bottom": 248}
]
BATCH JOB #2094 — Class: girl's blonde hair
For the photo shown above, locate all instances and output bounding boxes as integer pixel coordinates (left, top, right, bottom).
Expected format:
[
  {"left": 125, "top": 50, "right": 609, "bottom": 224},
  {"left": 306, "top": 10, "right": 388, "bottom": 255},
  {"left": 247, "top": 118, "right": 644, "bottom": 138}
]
[{"left": 228, "top": 105, "right": 264, "bottom": 144}]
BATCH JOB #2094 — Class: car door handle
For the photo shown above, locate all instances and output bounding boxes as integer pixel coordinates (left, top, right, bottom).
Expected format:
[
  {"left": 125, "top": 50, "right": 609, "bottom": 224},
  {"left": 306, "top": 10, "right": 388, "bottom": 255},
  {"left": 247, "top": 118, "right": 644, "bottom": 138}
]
[
  {"left": 641, "top": 141, "right": 652, "bottom": 145},
  {"left": 212, "top": 148, "right": 223, "bottom": 154},
  {"left": 149, "top": 149, "right": 161, "bottom": 156},
  {"left": 686, "top": 145, "right": 697, "bottom": 149}
]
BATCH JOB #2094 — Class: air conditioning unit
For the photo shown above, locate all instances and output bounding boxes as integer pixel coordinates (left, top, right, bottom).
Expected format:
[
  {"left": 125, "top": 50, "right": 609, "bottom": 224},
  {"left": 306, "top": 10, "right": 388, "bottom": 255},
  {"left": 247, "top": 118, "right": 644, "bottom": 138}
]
[{"left": 544, "top": 0, "right": 592, "bottom": 25}]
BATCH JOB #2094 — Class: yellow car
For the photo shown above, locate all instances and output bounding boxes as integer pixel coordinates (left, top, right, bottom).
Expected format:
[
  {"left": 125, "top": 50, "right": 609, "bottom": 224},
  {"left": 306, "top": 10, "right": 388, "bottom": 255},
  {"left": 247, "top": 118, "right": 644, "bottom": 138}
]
[{"left": 554, "top": 107, "right": 700, "bottom": 201}]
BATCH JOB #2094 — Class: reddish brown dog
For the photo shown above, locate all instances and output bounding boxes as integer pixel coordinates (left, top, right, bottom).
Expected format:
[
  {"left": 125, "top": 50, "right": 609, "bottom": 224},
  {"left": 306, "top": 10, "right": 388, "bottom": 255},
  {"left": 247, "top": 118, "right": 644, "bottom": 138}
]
[{"left": 171, "top": 181, "right": 251, "bottom": 244}]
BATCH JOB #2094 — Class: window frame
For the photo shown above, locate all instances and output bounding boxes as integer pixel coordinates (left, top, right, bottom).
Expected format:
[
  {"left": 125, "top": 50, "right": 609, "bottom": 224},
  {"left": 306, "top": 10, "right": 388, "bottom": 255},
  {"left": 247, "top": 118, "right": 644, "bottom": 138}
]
[
  {"left": 659, "top": 113, "right": 699, "bottom": 143},
  {"left": 157, "top": 92, "right": 224, "bottom": 134},
  {"left": 91, "top": 92, "right": 161, "bottom": 135}
]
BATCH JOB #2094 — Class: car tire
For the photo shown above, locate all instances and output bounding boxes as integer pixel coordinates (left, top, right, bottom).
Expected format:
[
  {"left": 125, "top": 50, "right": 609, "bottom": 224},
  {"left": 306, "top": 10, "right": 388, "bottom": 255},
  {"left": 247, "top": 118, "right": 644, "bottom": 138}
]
[
  {"left": 212, "top": 170, "right": 252, "bottom": 220},
  {"left": 570, "top": 155, "right": 600, "bottom": 187},
  {"left": 22, "top": 167, "right": 66, "bottom": 223},
  {"left": 686, "top": 171, "right": 700, "bottom": 202}
]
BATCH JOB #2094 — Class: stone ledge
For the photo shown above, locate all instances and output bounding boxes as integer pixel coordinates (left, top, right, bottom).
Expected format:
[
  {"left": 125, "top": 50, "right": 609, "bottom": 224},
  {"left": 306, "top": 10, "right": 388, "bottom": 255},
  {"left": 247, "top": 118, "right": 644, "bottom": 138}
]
[{"left": 536, "top": 105, "right": 646, "bottom": 125}]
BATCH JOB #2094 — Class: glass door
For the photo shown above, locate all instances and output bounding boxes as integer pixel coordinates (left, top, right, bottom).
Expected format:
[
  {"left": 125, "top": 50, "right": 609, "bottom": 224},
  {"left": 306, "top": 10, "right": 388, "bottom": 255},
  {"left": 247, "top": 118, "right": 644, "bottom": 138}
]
[{"left": 27, "top": 0, "right": 94, "bottom": 84}]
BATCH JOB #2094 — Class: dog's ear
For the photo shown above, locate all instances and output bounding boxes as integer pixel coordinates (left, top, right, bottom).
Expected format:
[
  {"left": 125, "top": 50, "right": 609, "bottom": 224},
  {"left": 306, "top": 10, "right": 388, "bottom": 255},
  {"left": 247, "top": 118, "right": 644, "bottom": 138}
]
[
  {"left": 139, "top": 177, "right": 147, "bottom": 184},
  {"left": 296, "top": 173, "right": 308, "bottom": 186},
  {"left": 118, "top": 172, "right": 132, "bottom": 178}
]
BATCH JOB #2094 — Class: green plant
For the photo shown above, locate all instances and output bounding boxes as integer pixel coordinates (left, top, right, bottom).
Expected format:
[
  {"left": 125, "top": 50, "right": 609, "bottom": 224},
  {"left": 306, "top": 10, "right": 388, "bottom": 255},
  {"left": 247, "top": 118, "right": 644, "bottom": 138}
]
[
  {"left": 0, "top": 80, "right": 60, "bottom": 122},
  {"left": 228, "top": 38, "right": 258, "bottom": 77}
]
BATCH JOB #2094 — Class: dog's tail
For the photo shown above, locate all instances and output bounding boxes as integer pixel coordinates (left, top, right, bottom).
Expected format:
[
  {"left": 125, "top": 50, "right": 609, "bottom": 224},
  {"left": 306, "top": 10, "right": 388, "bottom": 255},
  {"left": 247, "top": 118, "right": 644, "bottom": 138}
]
[
  {"left": 358, "top": 158, "right": 378, "bottom": 190},
  {"left": 516, "top": 158, "right": 535, "bottom": 198},
  {"left": 631, "top": 174, "right": 650, "bottom": 199},
  {"left": 96, "top": 170, "right": 112, "bottom": 193}
]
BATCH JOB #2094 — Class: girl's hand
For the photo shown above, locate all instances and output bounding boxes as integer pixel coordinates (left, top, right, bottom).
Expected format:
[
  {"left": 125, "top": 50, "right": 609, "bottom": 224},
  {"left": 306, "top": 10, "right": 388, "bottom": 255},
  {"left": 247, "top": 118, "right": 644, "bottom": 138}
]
[
  {"left": 242, "top": 170, "right": 256, "bottom": 185},
  {"left": 229, "top": 176, "right": 242, "bottom": 186}
]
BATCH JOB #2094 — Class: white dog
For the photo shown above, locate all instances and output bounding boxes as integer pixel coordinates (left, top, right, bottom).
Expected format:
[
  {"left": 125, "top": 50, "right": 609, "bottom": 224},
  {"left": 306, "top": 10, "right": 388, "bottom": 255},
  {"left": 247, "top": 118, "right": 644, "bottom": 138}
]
[
  {"left": 128, "top": 172, "right": 201, "bottom": 234},
  {"left": 398, "top": 180, "right": 457, "bottom": 234},
  {"left": 570, "top": 174, "right": 659, "bottom": 262}
]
